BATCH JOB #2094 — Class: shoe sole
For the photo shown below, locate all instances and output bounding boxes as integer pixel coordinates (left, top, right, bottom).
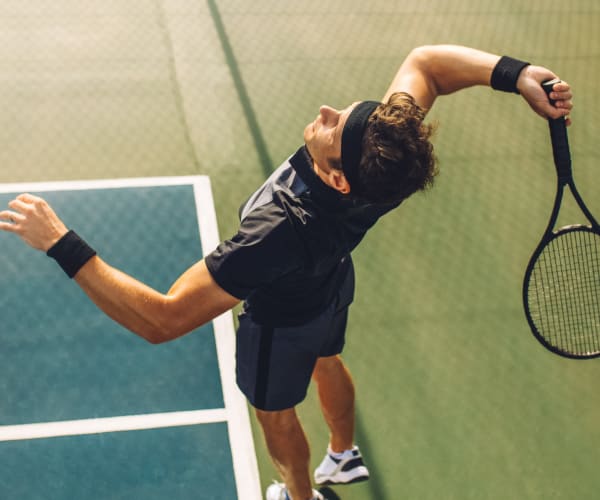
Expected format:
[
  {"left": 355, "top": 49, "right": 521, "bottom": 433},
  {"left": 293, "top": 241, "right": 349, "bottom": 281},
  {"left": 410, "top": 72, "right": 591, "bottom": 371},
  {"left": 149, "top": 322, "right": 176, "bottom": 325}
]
[{"left": 315, "top": 475, "right": 370, "bottom": 486}]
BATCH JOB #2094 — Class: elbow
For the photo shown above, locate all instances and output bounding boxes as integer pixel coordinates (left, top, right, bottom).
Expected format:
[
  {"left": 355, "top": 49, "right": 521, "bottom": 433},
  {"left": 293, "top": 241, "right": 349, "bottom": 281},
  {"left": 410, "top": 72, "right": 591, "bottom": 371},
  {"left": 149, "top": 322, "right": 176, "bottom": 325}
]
[
  {"left": 408, "top": 45, "right": 436, "bottom": 64},
  {"left": 409, "top": 44, "right": 449, "bottom": 61},
  {"left": 144, "top": 295, "right": 200, "bottom": 344},
  {"left": 136, "top": 292, "right": 227, "bottom": 345},
  {"left": 144, "top": 331, "right": 171, "bottom": 345},
  {"left": 142, "top": 321, "right": 190, "bottom": 345},
  {"left": 407, "top": 46, "right": 439, "bottom": 75},
  {"left": 133, "top": 325, "right": 174, "bottom": 345},
  {"left": 406, "top": 46, "right": 442, "bottom": 95},
  {"left": 135, "top": 308, "right": 192, "bottom": 345}
]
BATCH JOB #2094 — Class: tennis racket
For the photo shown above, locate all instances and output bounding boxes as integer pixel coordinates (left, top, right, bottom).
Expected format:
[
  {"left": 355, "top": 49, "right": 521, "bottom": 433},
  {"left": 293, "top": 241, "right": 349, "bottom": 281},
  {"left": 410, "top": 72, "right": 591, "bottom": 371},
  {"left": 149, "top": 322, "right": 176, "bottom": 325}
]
[{"left": 523, "top": 78, "right": 600, "bottom": 359}]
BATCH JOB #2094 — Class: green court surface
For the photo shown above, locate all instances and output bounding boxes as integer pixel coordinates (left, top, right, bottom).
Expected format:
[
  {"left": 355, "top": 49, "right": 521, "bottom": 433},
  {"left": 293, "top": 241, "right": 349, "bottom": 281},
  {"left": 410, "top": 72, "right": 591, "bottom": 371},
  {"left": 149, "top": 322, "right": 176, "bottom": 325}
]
[{"left": 1, "top": 1, "right": 600, "bottom": 499}]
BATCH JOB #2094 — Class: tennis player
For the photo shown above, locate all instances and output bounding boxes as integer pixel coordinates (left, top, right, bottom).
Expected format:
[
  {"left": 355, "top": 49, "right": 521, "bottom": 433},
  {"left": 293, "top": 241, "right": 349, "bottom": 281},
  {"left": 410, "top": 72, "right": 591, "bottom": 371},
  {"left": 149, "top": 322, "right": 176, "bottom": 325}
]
[{"left": 0, "top": 45, "right": 572, "bottom": 500}]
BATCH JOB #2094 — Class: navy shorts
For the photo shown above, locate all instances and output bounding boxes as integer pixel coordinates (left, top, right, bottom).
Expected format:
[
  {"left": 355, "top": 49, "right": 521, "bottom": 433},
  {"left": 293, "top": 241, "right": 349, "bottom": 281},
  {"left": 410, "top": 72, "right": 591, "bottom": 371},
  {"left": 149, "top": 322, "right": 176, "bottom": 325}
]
[{"left": 235, "top": 262, "right": 355, "bottom": 411}]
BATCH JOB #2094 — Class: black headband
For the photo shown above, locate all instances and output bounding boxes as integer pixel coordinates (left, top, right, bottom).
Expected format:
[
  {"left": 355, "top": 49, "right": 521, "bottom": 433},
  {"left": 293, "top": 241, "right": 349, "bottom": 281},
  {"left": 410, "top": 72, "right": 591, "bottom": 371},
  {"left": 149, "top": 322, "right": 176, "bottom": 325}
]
[{"left": 341, "top": 100, "right": 381, "bottom": 196}]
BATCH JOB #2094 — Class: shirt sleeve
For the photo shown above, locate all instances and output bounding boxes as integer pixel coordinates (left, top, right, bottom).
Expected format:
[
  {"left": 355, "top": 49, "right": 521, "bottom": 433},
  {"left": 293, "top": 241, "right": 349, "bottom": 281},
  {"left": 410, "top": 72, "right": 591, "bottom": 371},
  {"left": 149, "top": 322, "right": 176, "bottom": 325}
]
[{"left": 204, "top": 202, "right": 303, "bottom": 300}]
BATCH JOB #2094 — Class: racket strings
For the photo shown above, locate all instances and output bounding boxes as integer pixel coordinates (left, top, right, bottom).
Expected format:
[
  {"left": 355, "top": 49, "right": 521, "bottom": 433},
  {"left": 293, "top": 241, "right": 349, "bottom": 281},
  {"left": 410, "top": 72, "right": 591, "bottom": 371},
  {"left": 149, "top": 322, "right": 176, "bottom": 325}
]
[{"left": 528, "top": 230, "right": 600, "bottom": 356}]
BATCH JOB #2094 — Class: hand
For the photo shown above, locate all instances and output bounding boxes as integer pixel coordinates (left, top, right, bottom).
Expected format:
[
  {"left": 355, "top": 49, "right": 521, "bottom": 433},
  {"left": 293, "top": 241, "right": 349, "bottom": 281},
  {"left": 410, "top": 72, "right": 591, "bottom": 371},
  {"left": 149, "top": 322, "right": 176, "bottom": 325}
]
[
  {"left": 0, "top": 193, "right": 68, "bottom": 251},
  {"left": 517, "top": 65, "right": 573, "bottom": 125}
]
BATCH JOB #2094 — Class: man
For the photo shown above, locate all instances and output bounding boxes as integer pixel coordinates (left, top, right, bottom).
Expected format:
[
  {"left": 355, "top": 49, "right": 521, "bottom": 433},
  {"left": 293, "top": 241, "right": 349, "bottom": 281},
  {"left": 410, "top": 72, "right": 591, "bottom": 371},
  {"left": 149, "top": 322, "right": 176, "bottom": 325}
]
[{"left": 0, "top": 46, "right": 572, "bottom": 500}]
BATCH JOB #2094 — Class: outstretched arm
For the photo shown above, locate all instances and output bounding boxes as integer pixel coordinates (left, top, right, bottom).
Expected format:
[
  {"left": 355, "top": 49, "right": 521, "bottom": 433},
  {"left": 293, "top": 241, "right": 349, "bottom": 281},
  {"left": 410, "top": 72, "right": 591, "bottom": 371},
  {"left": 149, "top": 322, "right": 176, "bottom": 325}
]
[
  {"left": 0, "top": 193, "right": 240, "bottom": 344},
  {"left": 74, "top": 257, "right": 239, "bottom": 344},
  {"left": 384, "top": 45, "right": 572, "bottom": 122}
]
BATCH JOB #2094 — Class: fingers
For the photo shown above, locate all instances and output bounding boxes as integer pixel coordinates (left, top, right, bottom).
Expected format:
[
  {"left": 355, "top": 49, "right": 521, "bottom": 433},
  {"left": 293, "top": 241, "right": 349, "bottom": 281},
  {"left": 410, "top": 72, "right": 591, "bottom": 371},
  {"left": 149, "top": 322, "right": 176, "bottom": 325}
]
[
  {"left": 0, "top": 193, "right": 50, "bottom": 234},
  {"left": 546, "top": 80, "right": 573, "bottom": 122},
  {"left": 0, "top": 209, "right": 24, "bottom": 222},
  {"left": 10, "top": 193, "right": 45, "bottom": 211},
  {"left": 16, "top": 193, "right": 44, "bottom": 204},
  {"left": 0, "top": 193, "right": 68, "bottom": 250},
  {"left": 520, "top": 66, "right": 573, "bottom": 124},
  {"left": 4, "top": 193, "right": 52, "bottom": 222},
  {"left": 548, "top": 85, "right": 572, "bottom": 109},
  {"left": 0, "top": 210, "right": 21, "bottom": 232},
  {"left": 0, "top": 194, "right": 31, "bottom": 234},
  {"left": 8, "top": 198, "right": 32, "bottom": 215},
  {"left": 550, "top": 81, "right": 571, "bottom": 96},
  {"left": 0, "top": 195, "right": 38, "bottom": 232}
]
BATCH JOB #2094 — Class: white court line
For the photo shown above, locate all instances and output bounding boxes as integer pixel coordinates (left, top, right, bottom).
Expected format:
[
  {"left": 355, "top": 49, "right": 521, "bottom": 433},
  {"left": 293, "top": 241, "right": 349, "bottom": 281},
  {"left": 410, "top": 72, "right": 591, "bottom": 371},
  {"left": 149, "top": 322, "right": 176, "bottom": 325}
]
[
  {"left": 0, "top": 409, "right": 228, "bottom": 442},
  {"left": 0, "top": 176, "right": 261, "bottom": 500},
  {"left": 0, "top": 175, "right": 207, "bottom": 193},
  {"left": 194, "top": 178, "right": 262, "bottom": 500}
]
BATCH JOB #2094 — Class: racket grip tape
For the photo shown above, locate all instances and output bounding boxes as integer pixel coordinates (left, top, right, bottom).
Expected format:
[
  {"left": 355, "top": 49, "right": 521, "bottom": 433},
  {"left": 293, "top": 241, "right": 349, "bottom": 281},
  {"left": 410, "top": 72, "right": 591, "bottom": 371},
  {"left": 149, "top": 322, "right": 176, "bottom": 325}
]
[{"left": 542, "top": 78, "right": 572, "bottom": 179}]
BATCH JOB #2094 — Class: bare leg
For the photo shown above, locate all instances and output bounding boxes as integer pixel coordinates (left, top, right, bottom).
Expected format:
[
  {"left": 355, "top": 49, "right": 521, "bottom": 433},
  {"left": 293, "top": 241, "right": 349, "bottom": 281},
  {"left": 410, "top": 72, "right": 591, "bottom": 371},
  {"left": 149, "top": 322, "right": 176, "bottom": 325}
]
[
  {"left": 256, "top": 407, "right": 314, "bottom": 500},
  {"left": 312, "top": 354, "right": 355, "bottom": 453}
]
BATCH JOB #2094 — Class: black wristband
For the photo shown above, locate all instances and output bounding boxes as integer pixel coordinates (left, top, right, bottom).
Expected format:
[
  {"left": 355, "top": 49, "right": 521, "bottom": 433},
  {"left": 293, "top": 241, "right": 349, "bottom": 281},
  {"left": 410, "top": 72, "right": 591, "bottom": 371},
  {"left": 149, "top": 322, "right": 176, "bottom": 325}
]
[
  {"left": 47, "top": 230, "right": 97, "bottom": 278},
  {"left": 491, "top": 55, "right": 530, "bottom": 94}
]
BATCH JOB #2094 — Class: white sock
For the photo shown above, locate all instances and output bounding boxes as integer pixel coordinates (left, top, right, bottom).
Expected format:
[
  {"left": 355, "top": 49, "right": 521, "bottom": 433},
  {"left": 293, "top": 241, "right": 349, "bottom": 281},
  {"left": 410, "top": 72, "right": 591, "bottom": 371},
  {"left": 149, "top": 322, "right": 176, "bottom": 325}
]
[{"left": 328, "top": 444, "right": 356, "bottom": 459}]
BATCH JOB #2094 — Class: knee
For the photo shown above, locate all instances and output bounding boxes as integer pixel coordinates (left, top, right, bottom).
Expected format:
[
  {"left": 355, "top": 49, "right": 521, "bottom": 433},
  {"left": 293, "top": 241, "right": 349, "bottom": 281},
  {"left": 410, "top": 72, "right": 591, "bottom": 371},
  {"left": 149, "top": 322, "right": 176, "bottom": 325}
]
[
  {"left": 312, "top": 354, "right": 344, "bottom": 381},
  {"left": 255, "top": 407, "right": 298, "bottom": 432}
]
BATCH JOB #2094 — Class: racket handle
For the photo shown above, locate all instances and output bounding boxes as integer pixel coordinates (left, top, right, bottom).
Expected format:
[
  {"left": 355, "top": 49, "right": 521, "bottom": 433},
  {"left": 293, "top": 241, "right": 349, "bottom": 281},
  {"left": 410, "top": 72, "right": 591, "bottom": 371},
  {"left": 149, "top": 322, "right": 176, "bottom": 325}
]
[{"left": 542, "top": 78, "right": 572, "bottom": 180}]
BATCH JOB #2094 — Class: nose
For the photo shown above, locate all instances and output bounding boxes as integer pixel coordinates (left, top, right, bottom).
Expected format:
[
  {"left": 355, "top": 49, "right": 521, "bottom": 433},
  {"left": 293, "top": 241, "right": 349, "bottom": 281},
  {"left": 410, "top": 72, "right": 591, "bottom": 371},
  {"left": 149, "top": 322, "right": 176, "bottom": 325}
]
[{"left": 319, "top": 105, "right": 341, "bottom": 126}]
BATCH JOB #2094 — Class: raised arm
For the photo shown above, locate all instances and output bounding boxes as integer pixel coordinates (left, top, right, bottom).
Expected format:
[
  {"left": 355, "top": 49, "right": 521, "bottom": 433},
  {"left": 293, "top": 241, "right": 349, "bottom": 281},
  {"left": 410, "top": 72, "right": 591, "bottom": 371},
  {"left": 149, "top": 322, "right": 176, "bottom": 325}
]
[
  {"left": 385, "top": 45, "right": 572, "bottom": 122},
  {"left": 0, "top": 193, "right": 240, "bottom": 344}
]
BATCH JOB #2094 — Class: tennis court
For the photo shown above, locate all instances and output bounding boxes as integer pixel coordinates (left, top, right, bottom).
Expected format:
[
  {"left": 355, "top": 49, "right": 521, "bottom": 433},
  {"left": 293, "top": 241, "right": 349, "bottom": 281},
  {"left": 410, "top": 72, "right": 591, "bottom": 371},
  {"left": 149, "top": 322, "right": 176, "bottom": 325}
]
[
  {"left": 1, "top": 1, "right": 600, "bottom": 499},
  {"left": 0, "top": 178, "right": 260, "bottom": 499}
]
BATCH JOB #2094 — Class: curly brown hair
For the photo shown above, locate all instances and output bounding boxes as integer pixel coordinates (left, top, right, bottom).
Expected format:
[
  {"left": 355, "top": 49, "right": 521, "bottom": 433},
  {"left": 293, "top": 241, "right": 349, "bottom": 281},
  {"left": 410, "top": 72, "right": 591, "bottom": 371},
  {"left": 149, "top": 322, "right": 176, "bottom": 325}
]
[{"left": 353, "top": 92, "right": 438, "bottom": 204}]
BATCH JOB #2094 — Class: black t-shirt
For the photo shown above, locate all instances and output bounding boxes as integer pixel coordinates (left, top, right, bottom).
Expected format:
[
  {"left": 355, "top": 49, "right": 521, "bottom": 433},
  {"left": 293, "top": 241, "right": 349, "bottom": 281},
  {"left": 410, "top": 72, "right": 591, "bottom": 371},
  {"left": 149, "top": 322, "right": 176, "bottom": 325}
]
[{"left": 205, "top": 146, "right": 400, "bottom": 326}]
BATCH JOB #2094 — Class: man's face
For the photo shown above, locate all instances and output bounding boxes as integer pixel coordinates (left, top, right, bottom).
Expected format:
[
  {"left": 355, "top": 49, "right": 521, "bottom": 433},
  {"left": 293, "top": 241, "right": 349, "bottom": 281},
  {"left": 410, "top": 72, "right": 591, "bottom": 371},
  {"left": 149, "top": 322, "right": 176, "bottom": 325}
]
[{"left": 304, "top": 102, "right": 360, "bottom": 177}]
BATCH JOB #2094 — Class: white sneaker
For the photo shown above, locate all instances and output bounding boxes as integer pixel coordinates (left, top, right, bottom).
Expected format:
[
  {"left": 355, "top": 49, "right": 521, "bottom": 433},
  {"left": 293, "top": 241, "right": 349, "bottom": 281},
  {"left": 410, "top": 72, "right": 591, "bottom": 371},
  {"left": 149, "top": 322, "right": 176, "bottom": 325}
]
[
  {"left": 265, "top": 481, "right": 324, "bottom": 500},
  {"left": 314, "top": 445, "right": 370, "bottom": 486}
]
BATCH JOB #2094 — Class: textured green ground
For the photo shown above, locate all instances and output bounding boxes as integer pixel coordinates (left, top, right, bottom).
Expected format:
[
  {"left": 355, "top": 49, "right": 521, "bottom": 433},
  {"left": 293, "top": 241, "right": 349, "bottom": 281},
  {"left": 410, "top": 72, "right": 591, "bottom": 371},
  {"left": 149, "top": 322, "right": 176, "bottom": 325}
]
[{"left": 1, "top": 1, "right": 599, "bottom": 498}]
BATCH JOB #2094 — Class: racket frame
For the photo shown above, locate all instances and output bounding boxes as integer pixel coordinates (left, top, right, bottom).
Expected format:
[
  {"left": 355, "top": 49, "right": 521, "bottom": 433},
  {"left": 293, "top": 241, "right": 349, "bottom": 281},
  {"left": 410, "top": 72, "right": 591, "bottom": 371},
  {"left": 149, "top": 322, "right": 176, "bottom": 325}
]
[{"left": 522, "top": 79, "right": 600, "bottom": 359}]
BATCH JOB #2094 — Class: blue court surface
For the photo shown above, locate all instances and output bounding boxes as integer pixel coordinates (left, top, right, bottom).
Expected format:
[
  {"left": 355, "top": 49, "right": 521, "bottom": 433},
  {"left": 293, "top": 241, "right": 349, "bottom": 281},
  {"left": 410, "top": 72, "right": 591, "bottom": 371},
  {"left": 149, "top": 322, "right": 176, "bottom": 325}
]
[{"left": 0, "top": 177, "right": 261, "bottom": 499}]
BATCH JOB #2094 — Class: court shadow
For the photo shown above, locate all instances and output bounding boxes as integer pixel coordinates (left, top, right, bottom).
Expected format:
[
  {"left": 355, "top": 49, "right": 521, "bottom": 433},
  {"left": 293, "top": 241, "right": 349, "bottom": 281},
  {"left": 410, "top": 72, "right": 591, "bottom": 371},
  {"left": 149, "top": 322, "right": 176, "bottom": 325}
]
[{"left": 318, "top": 486, "right": 342, "bottom": 500}]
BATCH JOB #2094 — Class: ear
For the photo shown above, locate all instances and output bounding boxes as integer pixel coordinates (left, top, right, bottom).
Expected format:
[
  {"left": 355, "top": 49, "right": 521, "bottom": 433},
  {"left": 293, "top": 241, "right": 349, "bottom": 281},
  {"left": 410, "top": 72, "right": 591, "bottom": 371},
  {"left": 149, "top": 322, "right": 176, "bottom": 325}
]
[{"left": 328, "top": 169, "right": 351, "bottom": 194}]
